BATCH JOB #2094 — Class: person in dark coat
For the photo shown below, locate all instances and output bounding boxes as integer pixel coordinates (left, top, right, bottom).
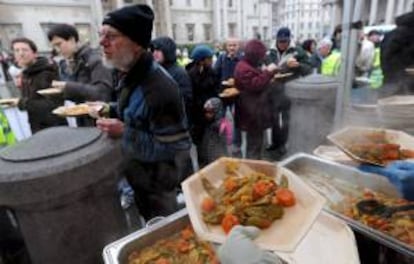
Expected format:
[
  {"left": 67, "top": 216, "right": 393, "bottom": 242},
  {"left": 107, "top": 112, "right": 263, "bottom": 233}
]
[
  {"left": 214, "top": 37, "right": 243, "bottom": 157},
  {"left": 96, "top": 4, "right": 192, "bottom": 220},
  {"left": 150, "top": 36, "right": 192, "bottom": 125},
  {"left": 11, "top": 37, "right": 67, "bottom": 134},
  {"left": 47, "top": 23, "right": 114, "bottom": 127},
  {"left": 380, "top": 8, "right": 414, "bottom": 97},
  {"left": 198, "top": 97, "right": 228, "bottom": 167},
  {"left": 234, "top": 39, "right": 278, "bottom": 159},
  {"left": 265, "top": 27, "right": 312, "bottom": 159},
  {"left": 187, "top": 45, "right": 220, "bottom": 150}
]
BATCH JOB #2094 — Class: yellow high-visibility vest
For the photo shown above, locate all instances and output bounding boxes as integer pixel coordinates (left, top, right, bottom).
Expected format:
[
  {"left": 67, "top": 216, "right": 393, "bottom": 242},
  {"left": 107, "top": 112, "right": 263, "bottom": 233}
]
[
  {"left": 369, "top": 47, "right": 383, "bottom": 89},
  {"left": 321, "top": 50, "right": 341, "bottom": 76},
  {"left": 0, "top": 107, "right": 16, "bottom": 148}
]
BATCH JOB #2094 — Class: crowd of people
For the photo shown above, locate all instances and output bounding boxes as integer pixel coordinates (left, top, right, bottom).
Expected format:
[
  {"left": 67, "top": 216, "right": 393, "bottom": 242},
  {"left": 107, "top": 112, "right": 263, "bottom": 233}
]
[{"left": 0, "top": 3, "right": 414, "bottom": 264}]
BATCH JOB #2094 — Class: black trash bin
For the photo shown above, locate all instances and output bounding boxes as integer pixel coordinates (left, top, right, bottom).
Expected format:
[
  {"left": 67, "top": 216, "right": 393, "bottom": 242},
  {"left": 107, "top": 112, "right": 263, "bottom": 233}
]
[{"left": 0, "top": 127, "right": 127, "bottom": 264}]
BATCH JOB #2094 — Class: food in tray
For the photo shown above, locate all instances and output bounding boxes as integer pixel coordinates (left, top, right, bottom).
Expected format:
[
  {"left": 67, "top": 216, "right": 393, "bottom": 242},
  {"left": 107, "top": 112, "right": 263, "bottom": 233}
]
[
  {"left": 201, "top": 161, "right": 296, "bottom": 234},
  {"left": 336, "top": 189, "right": 414, "bottom": 247},
  {"left": 52, "top": 104, "right": 90, "bottom": 117},
  {"left": 127, "top": 225, "right": 219, "bottom": 264},
  {"left": 346, "top": 131, "right": 414, "bottom": 165},
  {"left": 219, "top": 87, "right": 240, "bottom": 98}
]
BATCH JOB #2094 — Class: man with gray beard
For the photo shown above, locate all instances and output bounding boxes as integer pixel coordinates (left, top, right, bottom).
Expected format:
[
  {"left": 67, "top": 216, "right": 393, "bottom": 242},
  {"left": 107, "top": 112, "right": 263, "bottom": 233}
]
[{"left": 95, "top": 4, "right": 192, "bottom": 220}]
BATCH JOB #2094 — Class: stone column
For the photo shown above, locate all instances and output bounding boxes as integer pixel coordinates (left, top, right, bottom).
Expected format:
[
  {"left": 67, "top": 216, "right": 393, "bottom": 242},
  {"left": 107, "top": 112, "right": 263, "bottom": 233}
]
[
  {"left": 396, "top": 0, "right": 406, "bottom": 15},
  {"left": 369, "top": 0, "right": 378, "bottom": 25},
  {"left": 330, "top": 4, "right": 336, "bottom": 36},
  {"left": 222, "top": 0, "right": 228, "bottom": 39},
  {"left": 237, "top": 0, "right": 243, "bottom": 38},
  {"left": 115, "top": 0, "right": 123, "bottom": 8},
  {"left": 213, "top": 0, "right": 222, "bottom": 41},
  {"left": 385, "top": 0, "right": 396, "bottom": 24}
]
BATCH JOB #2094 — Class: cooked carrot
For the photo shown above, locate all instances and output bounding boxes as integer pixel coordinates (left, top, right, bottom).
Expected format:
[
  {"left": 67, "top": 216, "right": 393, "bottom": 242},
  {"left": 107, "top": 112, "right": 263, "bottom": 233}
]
[
  {"left": 252, "top": 180, "right": 274, "bottom": 199},
  {"left": 155, "top": 258, "right": 171, "bottom": 264},
  {"left": 221, "top": 214, "right": 239, "bottom": 234},
  {"left": 201, "top": 197, "right": 216, "bottom": 213},
  {"left": 181, "top": 226, "right": 194, "bottom": 240},
  {"left": 224, "top": 177, "right": 238, "bottom": 192},
  {"left": 275, "top": 188, "right": 296, "bottom": 207}
]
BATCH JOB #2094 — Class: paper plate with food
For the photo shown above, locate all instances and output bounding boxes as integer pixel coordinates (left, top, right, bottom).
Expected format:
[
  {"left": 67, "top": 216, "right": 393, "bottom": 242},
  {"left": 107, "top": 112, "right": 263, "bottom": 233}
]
[
  {"left": 328, "top": 126, "right": 414, "bottom": 166},
  {"left": 219, "top": 87, "right": 240, "bottom": 98},
  {"left": 0, "top": 98, "right": 19, "bottom": 107},
  {"left": 182, "top": 157, "right": 326, "bottom": 252},
  {"left": 37, "top": 88, "right": 63, "bottom": 96},
  {"left": 221, "top": 78, "right": 235, "bottom": 87},
  {"left": 52, "top": 104, "right": 90, "bottom": 117}
]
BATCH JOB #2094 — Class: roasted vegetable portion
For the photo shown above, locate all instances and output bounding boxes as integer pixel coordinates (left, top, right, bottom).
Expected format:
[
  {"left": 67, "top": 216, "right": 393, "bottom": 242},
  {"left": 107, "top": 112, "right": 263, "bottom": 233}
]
[
  {"left": 339, "top": 189, "right": 414, "bottom": 247},
  {"left": 128, "top": 225, "right": 219, "bottom": 264},
  {"left": 201, "top": 162, "right": 296, "bottom": 233}
]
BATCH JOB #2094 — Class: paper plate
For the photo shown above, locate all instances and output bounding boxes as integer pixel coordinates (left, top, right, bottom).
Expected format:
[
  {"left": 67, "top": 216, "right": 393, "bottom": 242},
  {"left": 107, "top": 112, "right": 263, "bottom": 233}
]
[
  {"left": 313, "top": 145, "right": 356, "bottom": 166},
  {"left": 0, "top": 98, "right": 19, "bottom": 106},
  {"left": 37, "top": 88, "right": 62, "bottom": 95},
  {"left": 182, "top": 157, "right": 326, "bottom": 252},
  {"left": 219, "top": 87, "right": 240, "bottom": 98},
  {"left": 277, "top": 211, "right": 360, "bottom": 264},
  {"left": 327, "top": 126, "right": 414, "bottom": 166},
  {"left": 52, "top": 104, "right": 90, "bottom": 117}
]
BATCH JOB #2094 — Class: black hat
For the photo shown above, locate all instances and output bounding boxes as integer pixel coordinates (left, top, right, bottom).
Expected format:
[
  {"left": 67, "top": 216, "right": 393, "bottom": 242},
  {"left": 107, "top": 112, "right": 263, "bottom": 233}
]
[
  {"left": 102, "top": 4, "right": 154, "bottom": 48},
  {"left": 277, "top": 27, "right": 291, "bottom": 41}
]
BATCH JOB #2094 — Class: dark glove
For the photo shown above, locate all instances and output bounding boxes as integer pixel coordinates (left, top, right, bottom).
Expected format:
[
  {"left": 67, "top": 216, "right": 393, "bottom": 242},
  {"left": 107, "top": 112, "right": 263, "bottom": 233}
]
[
  {"left": 218, "top": 225, "right": 283, "bottom": 264},
  {"left": 359, "top": 161, "right": 414, "bottom": 201}
]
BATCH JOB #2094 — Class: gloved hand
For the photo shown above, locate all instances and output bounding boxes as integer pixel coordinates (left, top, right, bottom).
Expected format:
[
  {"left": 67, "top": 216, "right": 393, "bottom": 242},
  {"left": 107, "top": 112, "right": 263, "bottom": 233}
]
[
  {"left": 359, "top": 161, "right": 414, "bottom": 201},
  {"left": 218, "top": 225, "right": 283, "bottom": 264}
]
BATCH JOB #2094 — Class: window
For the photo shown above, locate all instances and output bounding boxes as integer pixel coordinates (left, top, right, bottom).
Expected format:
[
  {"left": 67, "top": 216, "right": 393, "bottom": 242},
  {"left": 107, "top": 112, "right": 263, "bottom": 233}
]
[
  {"left": 203, "top": 24, "right": 211, "bottom": 41},
  {"left": 169, "top": 0, "right": 173, "bottom": 6},
  {"left": 172, "top": 24, "right": 177, "bottom": 40},
  {"left": 308, "top": 22, "right": 312, "bottom": 29},
  {"left": 0, "top": 23, "right": 23, "bottom": 50},
  {"left": 204, "top": 0, "right": 208, "bottom": 7},
  {"left": 300, "top": 22, "right": 304, "bottom": 30},
  {"left": 228, "top": 0, "right": 233, "bottom": 8},
  {"left": 186, "top": 24, "right": 195, "bottom": 42},
  {"left": 186, "top": 0, "right": 191, "bottom": 7},
  {"left": 254, "top": 4, "right": 257, "bottom": 14},
  {"left": 124, "top": 0, "right": 133, "bottom": 3},
  {"left": 228, "top": 23, "right": 236, "bottom": 37}
]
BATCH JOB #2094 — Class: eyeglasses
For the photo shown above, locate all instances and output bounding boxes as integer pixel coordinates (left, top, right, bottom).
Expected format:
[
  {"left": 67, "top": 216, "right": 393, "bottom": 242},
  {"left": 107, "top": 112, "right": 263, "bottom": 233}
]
[{"left": 99, "top": 31, "right": 122, "bottom": 42}]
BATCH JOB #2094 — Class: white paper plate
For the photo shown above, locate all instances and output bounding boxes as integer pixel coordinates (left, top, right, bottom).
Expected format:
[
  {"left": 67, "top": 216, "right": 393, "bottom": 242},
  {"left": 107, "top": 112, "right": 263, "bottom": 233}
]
[
  {"left": 0, "top": 98, "right": 19, "bottom": 106},
  {"left": 182, "top": 157, "right": 326, "bottom": 252},
  {"left": 37, "top": 88, "right": 62, "bottom": 95},
  {"left": 327, "top": 126, "right": 414, "bottom": 166},
  {"left": 277, "top": 211, "right": 360, "bottom": 264},
  {"left": 52, "top": 104, "right": 90, "bottom": 117}
]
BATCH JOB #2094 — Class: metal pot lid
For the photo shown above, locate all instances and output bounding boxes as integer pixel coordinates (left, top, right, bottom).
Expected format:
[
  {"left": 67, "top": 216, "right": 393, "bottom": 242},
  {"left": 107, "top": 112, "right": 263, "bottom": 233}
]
[{"left": 0, "top": 127, "right": 102, "bottom": 162}]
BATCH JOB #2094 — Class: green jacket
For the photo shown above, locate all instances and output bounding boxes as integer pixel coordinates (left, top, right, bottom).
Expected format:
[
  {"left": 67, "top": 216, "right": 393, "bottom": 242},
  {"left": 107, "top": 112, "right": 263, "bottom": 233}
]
[{"left": 0, "top": 107, "right": 16, "bottom": 148}]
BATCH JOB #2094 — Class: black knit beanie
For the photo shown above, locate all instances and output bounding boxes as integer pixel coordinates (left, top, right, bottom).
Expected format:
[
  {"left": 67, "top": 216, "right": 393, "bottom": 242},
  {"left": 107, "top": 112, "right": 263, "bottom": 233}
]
[{"left": 102, "top": 4, "right": 154, "bottom": 48}]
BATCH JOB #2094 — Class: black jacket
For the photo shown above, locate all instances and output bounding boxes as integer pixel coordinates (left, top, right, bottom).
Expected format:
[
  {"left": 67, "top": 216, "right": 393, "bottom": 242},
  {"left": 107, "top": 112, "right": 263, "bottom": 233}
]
[
  {"left": 59, "top": 44, "right": 114, "bottom": 126},
  {"left": 18, "top": 57, "right": 66, "bottom": 133},
  {"left": 151, "top": 37, "right": 192, "bottom": 121},
  {"left": 381, "top": 11, "right": 414, "bottom": 89}
]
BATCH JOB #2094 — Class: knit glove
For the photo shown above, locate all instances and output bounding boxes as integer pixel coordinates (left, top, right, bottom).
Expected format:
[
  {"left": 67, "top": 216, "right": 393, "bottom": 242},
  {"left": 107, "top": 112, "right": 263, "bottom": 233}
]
[{"left": 218, "top": 225, "right": 283, "bottom": 264}]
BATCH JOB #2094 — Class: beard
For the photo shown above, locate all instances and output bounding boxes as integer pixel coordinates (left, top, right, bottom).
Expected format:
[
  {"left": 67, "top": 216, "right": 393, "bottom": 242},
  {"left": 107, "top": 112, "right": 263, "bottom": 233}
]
[{"left": 103, "top": 46, "right": 137, "bottom": 71}]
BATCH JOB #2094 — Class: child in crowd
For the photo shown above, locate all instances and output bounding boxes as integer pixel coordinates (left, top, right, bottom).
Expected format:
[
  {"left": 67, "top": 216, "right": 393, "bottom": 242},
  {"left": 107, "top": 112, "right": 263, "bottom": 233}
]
[{"left": 198, "top": 97, "right": 230, "bottom": 168}]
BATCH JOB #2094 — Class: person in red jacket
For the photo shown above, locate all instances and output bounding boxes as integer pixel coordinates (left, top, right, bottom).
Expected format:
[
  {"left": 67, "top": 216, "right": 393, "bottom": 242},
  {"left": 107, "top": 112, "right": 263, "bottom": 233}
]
[{"left": 233, "top": 39, "right": 278, "bottom": 159}]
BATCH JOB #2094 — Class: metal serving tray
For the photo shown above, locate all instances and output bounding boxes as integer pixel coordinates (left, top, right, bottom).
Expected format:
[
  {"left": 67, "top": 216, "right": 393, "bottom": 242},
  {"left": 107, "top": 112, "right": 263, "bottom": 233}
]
[
  {"left": 280, "top": 153, "right": 414, "bottom": 258},
  {"left": 103, "top": 209, "right": 190, "bottom": 264}
]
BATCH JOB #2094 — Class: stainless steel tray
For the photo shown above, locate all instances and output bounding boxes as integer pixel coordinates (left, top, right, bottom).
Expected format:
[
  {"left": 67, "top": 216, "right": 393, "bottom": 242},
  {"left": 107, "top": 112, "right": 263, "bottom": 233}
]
[
  {"left": 103, "top": 209, "right": 190, "bottom": 264},
  {"left": 280, "top": 153, "right": 414, "bottom": 258}
]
